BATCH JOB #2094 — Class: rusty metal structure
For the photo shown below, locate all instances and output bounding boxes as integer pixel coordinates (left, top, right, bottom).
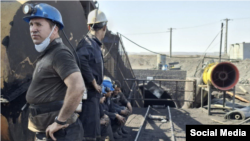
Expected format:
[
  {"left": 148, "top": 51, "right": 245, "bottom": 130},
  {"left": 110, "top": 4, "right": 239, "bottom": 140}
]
[{"left": 102, "top": 32, "right": 136, "bottom": 96}]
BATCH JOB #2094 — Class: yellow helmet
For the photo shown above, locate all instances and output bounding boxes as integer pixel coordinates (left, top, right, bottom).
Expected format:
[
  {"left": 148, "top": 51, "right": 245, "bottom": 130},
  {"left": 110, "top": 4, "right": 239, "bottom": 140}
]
[{"left": 87, "top": 9, "right": 108, "bottom": 24}]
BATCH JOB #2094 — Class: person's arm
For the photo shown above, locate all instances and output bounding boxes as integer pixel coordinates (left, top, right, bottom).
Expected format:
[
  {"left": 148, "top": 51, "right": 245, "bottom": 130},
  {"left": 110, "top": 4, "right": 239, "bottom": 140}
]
[
  {"left": 119, "top": 93, "right": 130, "bottom": 108},
  {"left": 110, "top": 100, "right": 126, "bottom": 123},
  {"left": 46, "top": 72, "right": 85, "bottom": 140},
  {"left": 103, "top": 111, "right": 125, "bottom": 124},
  {"left": 77, "top": 43, "right": 101, "bottom": 93},
  {"left": 45, "top": 50, "right": 85, "bottom": 140},
  {"left": 115, "top": 114, "right": 126, "bottom": 124},
  {"left": 77, "top": 43, "right": 94, "bottom": 83},
  {"left": 104, "top": 111, "right": 116, "bottom": 120},
  {"left": 127, "top": 102, "right": 133, "bottom": 113},
  {"left": 58, "top": 72, "right": 85, "bottom": 121}
]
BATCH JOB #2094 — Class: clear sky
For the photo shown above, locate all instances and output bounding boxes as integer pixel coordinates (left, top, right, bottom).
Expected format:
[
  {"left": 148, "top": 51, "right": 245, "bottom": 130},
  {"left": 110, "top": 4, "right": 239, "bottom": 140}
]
[{"left": 98, "top": 0, "right": 250, "bottom": 53}]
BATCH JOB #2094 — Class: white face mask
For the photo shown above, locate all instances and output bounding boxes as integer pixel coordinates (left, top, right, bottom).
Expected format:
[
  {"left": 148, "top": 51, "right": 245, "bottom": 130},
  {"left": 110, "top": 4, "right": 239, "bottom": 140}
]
[{"left": 35, "top": 25, "right": 56, "bottom": 52}]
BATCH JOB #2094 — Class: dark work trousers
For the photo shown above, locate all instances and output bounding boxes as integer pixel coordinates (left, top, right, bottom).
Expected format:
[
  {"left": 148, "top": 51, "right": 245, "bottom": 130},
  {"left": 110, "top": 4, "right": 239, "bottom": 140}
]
[
  {"left": 113, "top": 104, "right": 126, "bottom": 114},
  {"left": 35, "top": 119, "right": 83, "bottom": 141},
  {"left": 111, "top": 118, "right": 122, "bottom": 133},
  {"left": 79, "top": 90, "right": 101, "bottom": 141},
  {"left": 111, "top": 112, "right": 129, "bottom": 135},
  {"left": 100, "top": 122, "right": 114, "bottom": 141}
]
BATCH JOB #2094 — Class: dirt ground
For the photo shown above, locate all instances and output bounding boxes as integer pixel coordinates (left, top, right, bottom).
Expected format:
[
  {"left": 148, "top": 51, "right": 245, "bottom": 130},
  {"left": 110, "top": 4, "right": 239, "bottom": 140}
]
[{"left": 121, "top": 107, "right": 250, "bottom": 141}]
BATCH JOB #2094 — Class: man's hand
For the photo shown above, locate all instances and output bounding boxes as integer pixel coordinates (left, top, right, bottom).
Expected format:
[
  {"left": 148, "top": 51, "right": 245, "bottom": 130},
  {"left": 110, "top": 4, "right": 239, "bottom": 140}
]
[
  {"left": 46, "top": 122, "right": 69, "bottom": 141},
  {"left": 116, "top": 114, "right": 126, "bottom": 125},
  {"left": 127, "top": 102, "right": 133, "bottom": 113},
  {"left": 94, "top": 83, "right": 102, "bottom": 93},
  {"left": 100, "top": 118, "right": 107, "bottom": 125},
  {"left": 100, "top": 114, "right": 110, "bottom": 126},
  {"left": 120, "top": 109, "right": 130, "bottom": 116},
  {"left": 92, "top": 79, "right": 102, "bottom": 93}
]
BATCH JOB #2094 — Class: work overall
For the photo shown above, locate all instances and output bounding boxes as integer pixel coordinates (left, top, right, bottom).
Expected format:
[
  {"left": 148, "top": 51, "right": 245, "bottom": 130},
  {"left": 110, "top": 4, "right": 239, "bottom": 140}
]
[{"left": 77, "top": 33, "right": 104, "bottom": 141}]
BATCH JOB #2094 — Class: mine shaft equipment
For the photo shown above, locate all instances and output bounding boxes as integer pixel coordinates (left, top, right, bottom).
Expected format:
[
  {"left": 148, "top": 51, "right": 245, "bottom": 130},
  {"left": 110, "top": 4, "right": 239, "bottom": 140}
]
[
  {"left": 202, "top": 61, "right": 239, "bottom": 91},
  {"left": 22, "top": 3, "right": 35, "bottom": 15},
  {"left": 125, "top": 78, "right": 196, "bottom": 108},
  {"left": 200, "top": 61, "right": 239, "bottom": 115}
]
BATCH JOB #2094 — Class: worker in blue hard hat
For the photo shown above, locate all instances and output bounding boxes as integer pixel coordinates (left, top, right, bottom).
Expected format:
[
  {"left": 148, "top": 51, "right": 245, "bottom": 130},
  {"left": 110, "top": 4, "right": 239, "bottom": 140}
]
[
  {"left": 76, "top": 8, "right": 108, "bottom": 141},
  {"left": 100, "top": 79, "right": 128, "bottom": 140},
  {"left": 23, "top": 3, "right": 85, "bottom": 141}
]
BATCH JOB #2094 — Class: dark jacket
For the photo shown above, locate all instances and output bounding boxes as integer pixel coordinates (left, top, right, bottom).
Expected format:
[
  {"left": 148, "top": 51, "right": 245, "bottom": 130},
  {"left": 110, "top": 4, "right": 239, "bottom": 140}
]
[
  {"left": 100, "top": 97, "right": 118, "bottom": 120},
  {"left": 111, "top": 92, "right": 129, "bottom": 107},
  {"left": 76, "top": 33, "right": 104, "bottom": 89}
]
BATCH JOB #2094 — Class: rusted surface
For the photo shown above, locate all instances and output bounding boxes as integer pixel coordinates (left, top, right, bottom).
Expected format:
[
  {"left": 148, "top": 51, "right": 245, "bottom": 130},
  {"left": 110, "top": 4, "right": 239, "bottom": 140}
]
[
  {"left": 1, "top": 114, "right": 11, "bottom": 141},
  {"left": 1, "top": 1, "right": 93, "bottom": 141},
  {"left": 1, "top": 1, "right": 22, "bottom": 88}
]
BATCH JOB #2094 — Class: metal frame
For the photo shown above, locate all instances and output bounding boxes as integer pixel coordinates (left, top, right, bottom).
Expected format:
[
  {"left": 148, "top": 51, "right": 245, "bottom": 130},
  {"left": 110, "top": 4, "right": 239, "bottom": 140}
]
[{"left": 200, "top": 84, "right": 235, "bottom": 115}]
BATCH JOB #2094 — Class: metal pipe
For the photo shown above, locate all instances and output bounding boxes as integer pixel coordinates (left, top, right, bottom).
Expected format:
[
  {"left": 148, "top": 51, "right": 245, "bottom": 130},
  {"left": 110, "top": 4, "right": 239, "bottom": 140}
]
[
  {"left": 169, "top": 28, "right": 172, "bottom": 58},
  {"left": 233, "top": 87, "right": 235, "bottom": 110},
  {"left": 168, "top": 106, "right": 176, "bottom": 141},
  {"left": 134, "top": 105, "right": 151, "bottom": 141},
  {"left": 223, "top": 91, "right": 226, "bottom": 107},
  {"left": 208, "top": 85, "right": 211, "bottom": 115},
  {"left": 201, "top": 88, "right": 203, "bottom": 108},
  {"left": 193, "top": 79, "right": 197, "bottom": 108},
  {"left": 124, "top": 79, "right": 195, "bottom": 82},
  {"left": 143, "top": 80, "right": 145, "bottom": 99},
  {"left": 128, "top": 98, "right": 194, "bottom": 102}
]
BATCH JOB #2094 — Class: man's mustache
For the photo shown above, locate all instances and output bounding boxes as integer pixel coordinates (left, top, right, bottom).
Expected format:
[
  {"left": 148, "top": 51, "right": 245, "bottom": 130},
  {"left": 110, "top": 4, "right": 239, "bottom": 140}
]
[{"left": 31, "top": 31, "right": 40, "bottom": 36}]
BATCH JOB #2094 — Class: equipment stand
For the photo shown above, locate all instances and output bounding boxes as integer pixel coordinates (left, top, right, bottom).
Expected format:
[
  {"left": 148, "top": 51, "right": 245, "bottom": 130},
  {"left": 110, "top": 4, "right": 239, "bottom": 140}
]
[{"left": 200, "top": 84, "right": 235, "bottom": 115}]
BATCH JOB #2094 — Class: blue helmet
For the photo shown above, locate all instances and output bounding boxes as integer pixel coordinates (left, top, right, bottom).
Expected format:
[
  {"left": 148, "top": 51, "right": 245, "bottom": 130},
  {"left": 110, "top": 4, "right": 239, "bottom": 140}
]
[
  {"left": 23, "top": 3, "right": 64, "bottom": 30},
  {"left": 102, "top": 80, "right": 114, "bottom": 94}
]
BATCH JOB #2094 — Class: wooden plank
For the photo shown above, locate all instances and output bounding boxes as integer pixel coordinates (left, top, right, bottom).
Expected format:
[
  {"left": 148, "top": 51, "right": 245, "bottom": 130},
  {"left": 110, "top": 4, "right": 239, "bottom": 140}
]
[
  {"left": 226, "top": 91, "right": 250, "bottom": 103},
  {"left": 211, "top": 104, "right": 233, "bottom": 110},
  {"left": 198, "top": 85, "right": 207, "bottom": 88}
]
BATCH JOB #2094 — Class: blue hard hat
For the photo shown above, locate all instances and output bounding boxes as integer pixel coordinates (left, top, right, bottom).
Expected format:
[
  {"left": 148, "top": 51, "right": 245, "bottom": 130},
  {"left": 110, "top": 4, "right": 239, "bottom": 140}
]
[
  {"left": 23, "top": 3, "right": 64, "bottom": 30},
  {"left": 102, "top": 80, "right": 114, "bottom": 92}
]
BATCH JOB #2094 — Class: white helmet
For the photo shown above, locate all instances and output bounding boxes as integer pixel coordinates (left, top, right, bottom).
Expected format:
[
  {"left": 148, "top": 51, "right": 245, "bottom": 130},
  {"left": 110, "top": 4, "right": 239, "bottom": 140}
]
[
  {"left": 103, "top": 76, "right": 112, "bottom": 82},
  {"left": 87, "top": 9, "right": 108, "bottom": 24}
]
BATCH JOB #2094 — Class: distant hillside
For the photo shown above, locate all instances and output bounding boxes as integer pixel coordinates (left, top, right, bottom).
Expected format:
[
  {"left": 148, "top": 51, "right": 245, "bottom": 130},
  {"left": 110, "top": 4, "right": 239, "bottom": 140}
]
[{"left": 127, "top": 52, "right": 222, "bottom": 56}]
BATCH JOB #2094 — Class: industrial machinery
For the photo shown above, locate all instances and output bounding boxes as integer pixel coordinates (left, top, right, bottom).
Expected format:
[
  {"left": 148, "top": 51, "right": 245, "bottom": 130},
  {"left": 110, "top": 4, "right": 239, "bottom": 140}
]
[
  {"left": 183, "top": 60, "right": 240, "bottom": 111},
  {"left": 201, "top": 60, "right": 239, "bottom": 115},
  {"left": 202, "top": 61, "right": 239, "bottom": 91},
  {"left": 1, "top": 1, "right": 96, "bottom": 141}
]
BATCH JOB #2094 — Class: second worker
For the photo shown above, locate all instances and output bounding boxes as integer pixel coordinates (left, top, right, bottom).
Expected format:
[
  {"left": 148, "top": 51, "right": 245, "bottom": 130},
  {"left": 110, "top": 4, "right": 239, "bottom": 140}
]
[{"left": 76, "top": 9, "right": 108, "bottom": 141}]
